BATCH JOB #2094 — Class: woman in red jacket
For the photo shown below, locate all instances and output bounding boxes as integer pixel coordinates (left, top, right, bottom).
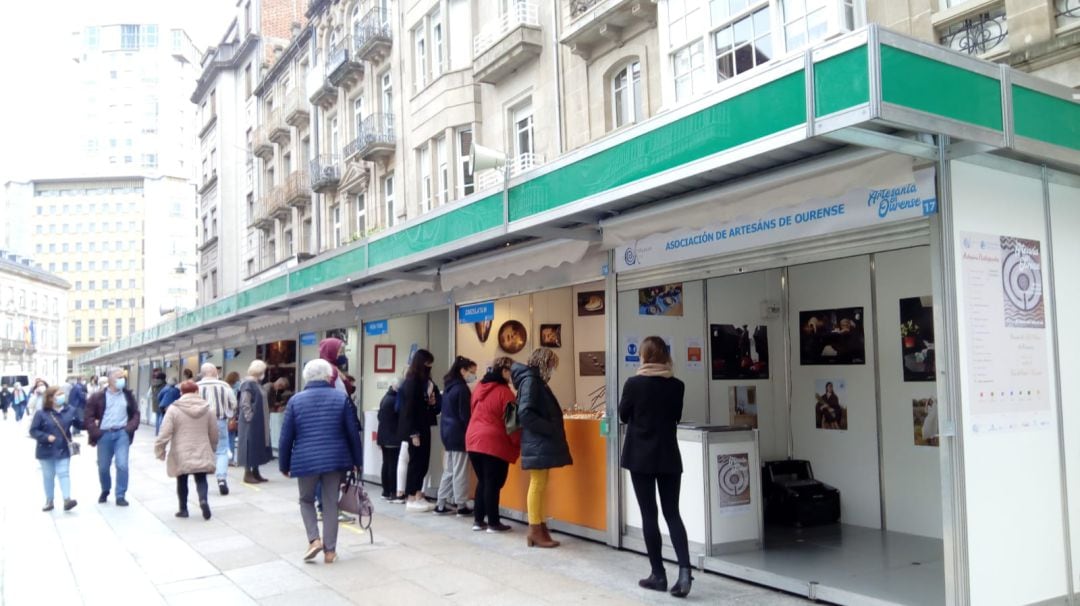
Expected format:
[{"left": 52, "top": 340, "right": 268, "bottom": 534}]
[{"left": 465, "top": 357, "right": 520, "bottom": 533}]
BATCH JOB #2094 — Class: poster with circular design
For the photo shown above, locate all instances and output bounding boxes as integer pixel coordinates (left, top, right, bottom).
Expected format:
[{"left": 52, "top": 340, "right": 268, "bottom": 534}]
[
  {"left": 498, "top": 320, "right": 528, "bottom": 354},
  {"left": 1000, "top": 236, "right": 1045, "bottom": 329},
  {"left": 716, "top": 453, "right": 751, "bottom": 507}
]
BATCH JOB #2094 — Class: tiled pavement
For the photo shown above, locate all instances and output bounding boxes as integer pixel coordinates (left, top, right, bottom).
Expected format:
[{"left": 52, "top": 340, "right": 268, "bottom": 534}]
[{"left": 0, "top": 416, "right": 809, "bottom": 605}]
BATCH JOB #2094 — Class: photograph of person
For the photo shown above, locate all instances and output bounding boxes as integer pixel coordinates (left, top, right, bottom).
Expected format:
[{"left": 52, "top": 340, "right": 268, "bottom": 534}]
[
  {"left": 711, "top": 324, "right": 769, "bottom": 380},
  {"left": 813, "top": 379, "right": 847, "bottom": 430},
  {"left": 799, "top": 308, "right": 866, "bottom": 365},
  {"left": 899, "top": 296, "right": 936, "bottom": 382},
  {"left": 913, "top": 397, "right": 939, "bottom": 446}
]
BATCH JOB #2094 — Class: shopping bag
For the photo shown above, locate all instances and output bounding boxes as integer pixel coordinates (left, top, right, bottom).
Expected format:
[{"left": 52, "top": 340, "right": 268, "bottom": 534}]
[{"left": 338, "top": 472, "right": 375, "bottom": 543}]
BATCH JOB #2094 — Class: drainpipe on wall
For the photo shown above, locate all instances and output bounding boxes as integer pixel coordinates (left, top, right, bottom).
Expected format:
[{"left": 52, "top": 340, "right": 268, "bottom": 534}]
[
  {"left": 310, "top": 26, "right": 322, "bottom": 254},
  {"left": 551, "top": 3, "right": 565, "bottom": 156}
]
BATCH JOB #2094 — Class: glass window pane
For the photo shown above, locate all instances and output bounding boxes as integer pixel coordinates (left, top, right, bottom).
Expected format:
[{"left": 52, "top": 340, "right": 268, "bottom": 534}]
[
  {"left": 716, "top": 51, "right": 735, "bottom": 80},
  {"left": 733, "top": 15, "right": 752, "bottom": 45},
  {"left": 754, "top": 6, "right": 771, "bottom": 33},
  {"left": 757, "top": 32, "right": 773, "bottom": 63},
  {"left": 807, "top": 8, "right": 829, "bottom": 44},
  {"left": 715, "top": 26, "right": 733, "bottom": 50},
  {"left": 710, "top": 0, "right": 730, "bottom": 23}
]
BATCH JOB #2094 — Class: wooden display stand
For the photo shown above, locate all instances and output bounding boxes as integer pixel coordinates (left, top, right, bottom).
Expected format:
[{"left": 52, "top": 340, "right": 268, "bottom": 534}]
[{"left": 499, "top": 418, "right": 608, "bottom": 533}]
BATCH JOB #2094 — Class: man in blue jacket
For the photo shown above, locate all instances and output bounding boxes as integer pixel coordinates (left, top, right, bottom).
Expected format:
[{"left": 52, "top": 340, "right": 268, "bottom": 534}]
[
  {"left": 156, "top": 378, "right": 181, "bottom": 436},
  {"left": 279, "top": 359, "right": 363, "bottom": 564}
]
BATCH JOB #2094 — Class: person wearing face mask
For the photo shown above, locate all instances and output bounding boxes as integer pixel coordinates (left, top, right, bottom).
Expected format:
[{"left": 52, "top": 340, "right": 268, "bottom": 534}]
[
  {"left": 0, "top": 382, "right": 12, "bottom": 420},
  {"left": 317, "top": 338, "right": 351, "bottom": 395},
  {"left": 11, "top": 383, "right": 28, "bottom": 422},
  {"left": 512, "top": 348, "right": 573, "bottom": 548},
  {"left": 465, "top": 357, "right": 520, "bottom": 533},
  {"left": 434, "top": 356, "right": 478, "bottom": 515},
  {"left": 85, "top": 368, "right": 140, "bottom": 506},
  {"left": 237, "top": 360, "right": 273, "bottom": 484},
  {"left": 398, "top": 349, "right": 440, "bottom": 512},
  {"left": 28, "top": 379, "right": 48, "bottom": 415},
  {"left": 30, "top": 386, "right": 79, "bottom": 512}
]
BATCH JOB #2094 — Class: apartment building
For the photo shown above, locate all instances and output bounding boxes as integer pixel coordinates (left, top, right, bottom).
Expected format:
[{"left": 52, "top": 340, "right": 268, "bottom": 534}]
[
  {"left": 0, "top": 252, "right": 69, "bottom": 382},
  {"left": 193, "top": 0, "right": 308, "bottom": 304}
]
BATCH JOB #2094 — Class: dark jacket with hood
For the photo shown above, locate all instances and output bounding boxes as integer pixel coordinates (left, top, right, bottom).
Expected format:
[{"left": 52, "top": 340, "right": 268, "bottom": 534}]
[
  {"left": 511, "top": 363, "right": 572, "bottom": 470},
  {"left": 29, "top": 406, "right": 78, "bottom": 460},
  {"left": 377, "top": 385, "right": 400, "bottom": 448},
  {"left": 439, "top": 375, "right": 471, "bottom": 451}
]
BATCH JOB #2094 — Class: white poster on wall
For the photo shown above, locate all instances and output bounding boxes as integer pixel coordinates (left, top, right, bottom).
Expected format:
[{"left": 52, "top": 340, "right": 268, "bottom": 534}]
[
  {"left": 686, "top": 336, "right": 704, "bottom": 372},
  {"left": 623, "top": 334, "right": 641, "bottom": 371},
  {"left": 616, "top": 168, "right": 936, "bottom": 272},
  {"left": 960, "top": 232, "right": 1053, "bottom": 433}
]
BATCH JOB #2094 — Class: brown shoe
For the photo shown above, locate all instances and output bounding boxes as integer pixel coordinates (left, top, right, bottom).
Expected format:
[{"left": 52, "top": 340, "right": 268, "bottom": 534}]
[
  {"left": 324, "top": 550, "right": 337, "bottom": 564},
  {"left": 303, "top": 538, "right": 323, "bottom": 561},
  {"left": 540, "top": 522, "right": 561, "bottom": 547},
  {"left": 253, "top": 468, "right": 269, "bottom": 483},
  {"left": 527, "top": 524, "right": 558, "bottom": 548},
  {"left": 243, "top": 470, "right": 258, "bottom": 484}
]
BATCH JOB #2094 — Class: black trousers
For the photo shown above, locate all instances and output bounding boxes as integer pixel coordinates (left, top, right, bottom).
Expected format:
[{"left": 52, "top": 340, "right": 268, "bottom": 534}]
[
  {"left": 405, "top": 429, "right": 432, "bottom": 495},
  {"left": 469, "top": 452, "right": 509, "bottom": 526},
  {"left": 177, "top": 473, "right": 209, "bottom": 510},
  {"left": 630, "top": 472, "right": 692, "bottom": 573},
  {"left": 380, "top": 446, "right": 400, "bottom": 497}
]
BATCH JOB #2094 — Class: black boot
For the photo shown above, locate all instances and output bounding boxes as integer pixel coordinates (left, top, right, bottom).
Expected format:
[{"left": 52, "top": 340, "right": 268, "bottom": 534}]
[
  {"left": 200, "top": 500, "right": 212, "bottom": 520},
  {"left": 670, "top": 567, "right": 693, "bottom": 598},
  {"left": 638, "top": 571, "right": 667, "bottom": 591},
  {"left": 218, "top": 479, "right": 229, "bottom": 496},
  {"left": 176, "top": 497, "right": 189, "bottom": 518}
]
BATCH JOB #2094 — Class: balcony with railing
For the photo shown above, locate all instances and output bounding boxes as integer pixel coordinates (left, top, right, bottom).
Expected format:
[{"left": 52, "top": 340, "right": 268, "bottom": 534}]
[
  {"left": 198, "top": 169, "right": 219, "bottom": 195},
  {"left": 560, "top": 0, "right": 656, "bottom": 59},
  {"left": 937, "top": 4, "right": 1008, "bottom": 57},
  {"left": 475, "top": 153, "right": 544, "bottom": 191},
  {"left": 473, "top": 1, "right": 543, "bottom": 84},
  {"left": 306, "top": 64, "right": 336, "bottom": 109},
  {"left": 327, "top": 35, "right": 364, "bottom": 88},
  {"left": 355, "top": 7, "right": 393, "bottom": 64},
  {"left": 249, "top": 187, "right": 286, "bottom": 230},
  {"left": 253, "top": 123, "right": 274, "bottom": 159},
  {"left": 310, "top": 155, "right": 342, "bottom": 193},
  {"left": 344, "top": 113, "right": 396, "bottom": 162},
  {"left": 285, "top": 87, "right": 310, "bottom": 127},
  {"left": 0, "top": 337, "right": 34, "bottom": 354},
  {"left": 284, "top": 170, "right": 311, "bottom": 207},
  {"left": 267, "top": 108, "right": 290, "bottom": 145}
]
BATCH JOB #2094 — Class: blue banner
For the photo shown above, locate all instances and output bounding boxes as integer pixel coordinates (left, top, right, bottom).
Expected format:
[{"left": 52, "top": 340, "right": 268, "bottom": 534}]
[
  {"left": 457, "top": 301, "right": 495, "bottom": 324},
  {"left": 300, "top": 332, "right": 317, "bottom": 346},
  {"left": 364, "top": 320, "right": 389, "bottom": 336},
  {"left": 224, "top": 349, "right": 236, "bottom": 360}
]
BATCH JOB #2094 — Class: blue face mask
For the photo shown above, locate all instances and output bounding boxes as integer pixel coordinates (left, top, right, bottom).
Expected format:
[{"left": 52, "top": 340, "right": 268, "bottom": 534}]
[
  {"left": 56, "top": 394, "right": 66, "bottom": 406},
  {"left": 336, "top": 355, "right": 349, "bottom": 371},
  {"left": 115, "top": 378, "right": 126, "bottom": 390}
]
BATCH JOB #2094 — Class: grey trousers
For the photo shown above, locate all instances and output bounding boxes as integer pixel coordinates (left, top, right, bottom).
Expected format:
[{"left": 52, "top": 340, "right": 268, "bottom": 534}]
[
  {"left": 436, "top": 450, "right": 470, "bottom": 507},
  {"left": 298, "top": 472, "right": 343, "bottom": 551}
]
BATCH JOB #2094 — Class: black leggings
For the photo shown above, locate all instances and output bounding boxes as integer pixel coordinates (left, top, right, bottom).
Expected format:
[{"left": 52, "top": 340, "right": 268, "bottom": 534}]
[
  {"left": 177, "top": 473, "right": 209, "bottom": 509},
  {"left": 380, "top": 446, "right": 400, "bottom": 497},
  {"left": 630, "top": 472, "right": 691, "bottom": 573},
  {"left": 405, "top": 430, "right": 431, "bottom": 495},
  {"left": 469, "top": 452, "right": 509, "bottom": 525}
]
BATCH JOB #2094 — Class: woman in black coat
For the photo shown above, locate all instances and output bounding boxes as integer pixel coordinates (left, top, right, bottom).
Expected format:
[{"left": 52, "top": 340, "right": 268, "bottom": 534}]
[
  {"left": 619, "top": 336, "right": 692, "bottom": 598},
  {"left": 397, "top": 349, "right": 440, "bottom": 511},
  {"left": 512, "top": 348, "right": 572, "bottom": 549},
  {"left": 376, "top": 379, "right": 402, "bottom": 500}
]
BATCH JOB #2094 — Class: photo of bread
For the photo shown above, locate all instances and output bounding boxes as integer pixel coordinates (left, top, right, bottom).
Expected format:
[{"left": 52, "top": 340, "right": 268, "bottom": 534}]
[{"left": 577, "top": 291, "right": 605, "bottom": 316}]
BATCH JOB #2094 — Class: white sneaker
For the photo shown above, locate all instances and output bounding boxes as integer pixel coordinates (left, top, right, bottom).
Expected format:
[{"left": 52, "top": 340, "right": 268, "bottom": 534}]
[{"left": 406, "top": 500, "right": 433, "bottom": 512}]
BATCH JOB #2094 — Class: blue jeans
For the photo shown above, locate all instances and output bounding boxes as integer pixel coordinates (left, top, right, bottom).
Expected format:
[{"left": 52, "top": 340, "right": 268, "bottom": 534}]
[
  {"left": 41, "top": 457, "right": 71, "bottom": 502},
  {"left": 13, "top": 403, "right": 26, "bottom": 421},
  {"left": 97, "top": 430, "right": 130, "bottom": 499},
  {"left": 155, "top": 411, "right": 165, "bottom": 436},
  {"left": 228, "top": 429, "right": 238, "bottom": 464},
  {"left": 215, "top": 418, "right": 230, "bottom": 480}
]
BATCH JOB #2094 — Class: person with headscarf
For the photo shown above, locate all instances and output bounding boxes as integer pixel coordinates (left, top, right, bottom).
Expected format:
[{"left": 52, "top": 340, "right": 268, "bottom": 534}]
[
  {"left": 317, "top": 338, "right": 350, "bottom": 394},
  {"left": 511, "top": 348, "right": 572, "bottom": 548},
  {"left": 237, "top": 360, "right": 273, "bottom": 484}
]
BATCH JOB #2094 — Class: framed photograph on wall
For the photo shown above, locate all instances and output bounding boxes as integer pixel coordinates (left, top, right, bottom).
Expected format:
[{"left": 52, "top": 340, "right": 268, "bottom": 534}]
[
  {"left": 899, "top": 296, "right": 935, "bottom": 382},
  {"left": 374, "top": 344, "right": 396, "bottom": 373},
  {"left": 798, "top": 307, "right": 866, "bottom": 365},
  {"left": 711, "top": 324, "right": 769, "bottom": 379},
  {"left": 577, "top": 291, "right": 605, "bottom": 316},
  {"left": 539, "top": 324, "right": 562, "bottom": 348}
]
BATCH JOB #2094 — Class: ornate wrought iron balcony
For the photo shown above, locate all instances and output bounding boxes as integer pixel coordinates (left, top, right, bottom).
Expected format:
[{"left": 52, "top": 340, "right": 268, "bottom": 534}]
[
  {"left": 310, "top": 155, "right": 342, "bottom": 193},
  {"left": 939, "top": 7, "right": 1008, "bottom": 57},
  {"left": 355, "top": 8, "right": 393, "bottom": 64}
]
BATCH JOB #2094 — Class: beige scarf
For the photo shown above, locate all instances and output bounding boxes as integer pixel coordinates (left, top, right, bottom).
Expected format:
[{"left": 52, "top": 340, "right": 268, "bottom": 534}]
[{"left": 636, "top": 363, "right": 673, "bottom": 378}]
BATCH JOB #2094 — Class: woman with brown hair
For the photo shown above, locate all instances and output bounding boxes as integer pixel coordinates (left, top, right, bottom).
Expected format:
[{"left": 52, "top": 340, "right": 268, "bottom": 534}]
[
  {"left": 29, "top": 386, "right": 79, "bottom": 512},
  {"left": 155, "top": 380, "right": 219, "bottom": 520},
  {"left": 512, "top": 348, "right": 572, "bottom": 548},
  {"left": 465, "top": 357, "right": 520, "bottom": 532},
  {"left": 619, "top": 336, "right": 693, "bottom": 597}
]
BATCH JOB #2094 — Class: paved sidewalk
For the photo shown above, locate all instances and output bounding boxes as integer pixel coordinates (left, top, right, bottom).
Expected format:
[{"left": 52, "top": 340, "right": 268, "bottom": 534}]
[{"left": 0, "top": 416, "right": 807, "bottom": 605}]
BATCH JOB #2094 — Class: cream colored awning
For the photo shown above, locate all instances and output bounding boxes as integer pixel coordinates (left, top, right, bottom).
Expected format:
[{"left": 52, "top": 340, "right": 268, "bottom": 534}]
[
  {"left": 352, "top": 278, "right": 436, "bottom": 307},
  {"left": 288, "top": 299, "right": 348, "bottom": 324},
  {"left": 439, "top": 239, "right": 592, "bottom": 292}
]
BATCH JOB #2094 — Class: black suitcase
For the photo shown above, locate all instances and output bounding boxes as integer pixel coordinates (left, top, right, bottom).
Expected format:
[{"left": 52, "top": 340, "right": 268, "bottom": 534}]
[{"left": 762, "top": 459, "right": 841, "bottom": 527}]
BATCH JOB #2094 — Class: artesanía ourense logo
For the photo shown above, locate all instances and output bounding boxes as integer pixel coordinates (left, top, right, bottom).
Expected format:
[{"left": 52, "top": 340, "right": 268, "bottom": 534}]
[{"left": 623, "top": 246, "right": 637, "bottom": 266}]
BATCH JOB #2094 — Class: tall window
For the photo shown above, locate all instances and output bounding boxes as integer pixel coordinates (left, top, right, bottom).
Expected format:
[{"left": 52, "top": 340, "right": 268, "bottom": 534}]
[
  {"left": 457, "top": 127, "right": 474, "bottom": 197},
  {"left": 714, "top": 4, "right": 772, "bottom": 81},
  {"left": 381, "top": 72, "right": 393, "bottom": 113},
  {"left": 384, "top": 173, "right": 396, "bottom": 227},
  {"left": 129, "top": 318, "right": 136, "bottom": 335},
  {"left": 612, "top": 61, "right": 642, "bottom": 128},
  {"left": 121, "top": 25, "right": 140, "bottom": 50},
  {"left": 436, "top": 136, "right": 448, "bottom": 205},
  {"left": 142, "top": 25, "right": 158, "bottom": 48},
  {"left": 102, "top": 320, "right": 109, "bottom": 338},
  {"left": 244, "top": 64, "right": 252, "bottom": 97},
  {"left": 74, "top": 320, "right": 82, "bottom": 342},
  {"left": 781, "top": 0, "right": 830, "bottom": 52},
  {"left": 668, "top": 0, "right": 702, "bottom": 47},
  {"left": 432, "top": 10, "right": 444, "bottom": 77},
  {"left": 356, "top": 193, "right": 367, "bottom": 233},
  {"left": 414, "top": 27, "right": 427, "bottom": 90},
  {"left": 513, "top": 102, "right": 534, "bottom": 163},
  {"left": 353, "top": 96, "right": 365, "bottom": 137},
  {"left": 419, "top": 144, "right": 432, "bottom": 211},
  {"left": 330, "top": 204, "right": 342, "bottom": 247},
  {"left": 211, "top": 270, "right": 219, "bottom": 298},
  {"left": 673, "top": 41, "right": 705, "bottom": 101},
  {"left": 330, "top": 116, "right": 340, "bottom": 155},
  {"left": 115, "top": 318, "right": 123, "bottom": 338}
]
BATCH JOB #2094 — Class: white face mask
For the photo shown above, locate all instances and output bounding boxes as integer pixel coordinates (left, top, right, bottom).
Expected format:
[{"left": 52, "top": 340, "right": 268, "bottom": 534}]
[{"left": 465, "top": 372, "right": 478, "bottom": 384}]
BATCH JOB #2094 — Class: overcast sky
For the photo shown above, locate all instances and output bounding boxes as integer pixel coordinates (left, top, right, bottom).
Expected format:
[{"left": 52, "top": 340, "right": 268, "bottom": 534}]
[{"left": 0, "top": 0, "right": 237, "bottom": 185}]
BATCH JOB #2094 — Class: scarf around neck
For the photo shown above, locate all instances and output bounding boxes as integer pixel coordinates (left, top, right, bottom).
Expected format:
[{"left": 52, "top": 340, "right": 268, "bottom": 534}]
[{"left": 636, "top": 363, "right": 673, "bottom": 378}]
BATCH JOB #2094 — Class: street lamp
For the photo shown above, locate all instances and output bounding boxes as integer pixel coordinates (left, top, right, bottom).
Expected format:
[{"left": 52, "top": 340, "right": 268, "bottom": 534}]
[{"left": 174, "top": 262, "right": 198, "bottom": 275}]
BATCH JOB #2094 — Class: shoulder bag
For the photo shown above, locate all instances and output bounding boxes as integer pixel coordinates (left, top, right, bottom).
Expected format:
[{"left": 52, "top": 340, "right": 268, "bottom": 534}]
[
  {"left": 504, "top": 400, "right": 521, "bottom": 434},
  {"left": 338, "top": 471, "right": 375, "bottom": 543},
  {"left": 48, "top": 411, "right": 80, "bottom": 456}
]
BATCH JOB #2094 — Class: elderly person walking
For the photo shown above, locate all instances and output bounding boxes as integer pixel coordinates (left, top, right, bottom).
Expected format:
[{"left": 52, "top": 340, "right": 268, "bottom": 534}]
[
  {"left": 197, "top": 363, "right": 238, "bottom": 496},
  {"left": 29, "top": 386, "right": 79, "bottom": 512},
  {"left": 237, "top": 360, "right": 273, "bottom": 484},
  {"left": 155, "top": 381, "right": 219, "bottom": 520},
  {"left": 513, "top": 348, "right": 573, "bottom": 549},
  {"left": 279, "top": 359, "right": 364, "bottom": 564},
  {"left": 86, "top": 368, "right": 140, "bottom": 506}
]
